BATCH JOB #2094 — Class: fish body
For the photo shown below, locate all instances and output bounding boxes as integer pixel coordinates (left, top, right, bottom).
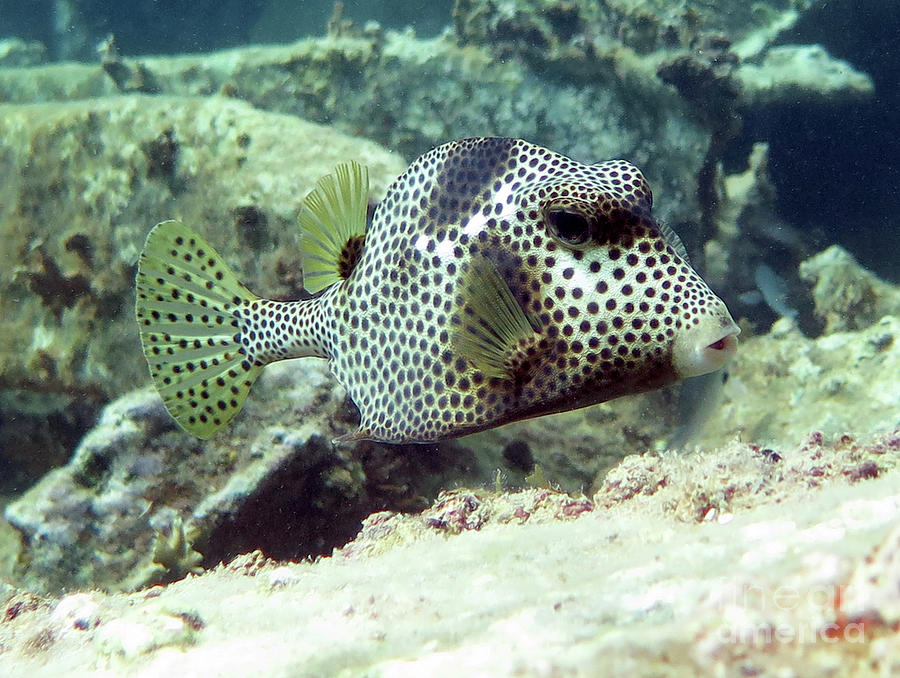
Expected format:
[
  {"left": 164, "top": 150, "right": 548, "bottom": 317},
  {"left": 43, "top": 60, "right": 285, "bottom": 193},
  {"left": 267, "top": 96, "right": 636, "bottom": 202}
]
[{"left": 136, "top": 138, "right": 738, "bottom": 443}]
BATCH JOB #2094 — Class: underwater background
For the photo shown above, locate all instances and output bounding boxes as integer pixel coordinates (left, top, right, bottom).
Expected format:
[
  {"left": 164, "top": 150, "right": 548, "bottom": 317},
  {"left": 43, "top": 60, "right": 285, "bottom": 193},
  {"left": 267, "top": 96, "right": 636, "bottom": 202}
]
[{"left": 0, "top": 1, "right": 898, "bottom": 675}]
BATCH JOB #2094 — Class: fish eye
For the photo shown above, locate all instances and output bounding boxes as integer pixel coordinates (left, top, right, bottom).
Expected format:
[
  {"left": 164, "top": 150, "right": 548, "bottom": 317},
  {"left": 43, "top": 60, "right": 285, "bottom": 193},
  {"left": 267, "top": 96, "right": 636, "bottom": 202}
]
[{"left": 545, "top": 207, "right": 594, "bottom": 247}]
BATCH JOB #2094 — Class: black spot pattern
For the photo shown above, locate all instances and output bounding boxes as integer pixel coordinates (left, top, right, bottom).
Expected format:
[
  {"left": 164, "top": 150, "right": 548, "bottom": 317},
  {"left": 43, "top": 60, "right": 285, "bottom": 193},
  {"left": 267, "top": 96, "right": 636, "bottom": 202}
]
[
  {"left": 236, "top": 296, "right": 333, "bottom": 365},
  {"left": 136, "top": 220, "right": 333, "bottom": 438},
  {"left": 140, "top": 139, "right": 734, "bottom": 442},
  {"left": 311, "top": 138, "right": 734, "bottom": 442}
]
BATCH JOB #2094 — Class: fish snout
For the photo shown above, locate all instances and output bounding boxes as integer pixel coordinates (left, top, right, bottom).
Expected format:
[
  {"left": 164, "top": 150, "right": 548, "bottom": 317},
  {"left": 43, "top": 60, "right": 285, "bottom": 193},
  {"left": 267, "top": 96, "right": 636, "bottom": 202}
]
[{"left": 672, "top": 304, "right": 740, "bottom": 378}]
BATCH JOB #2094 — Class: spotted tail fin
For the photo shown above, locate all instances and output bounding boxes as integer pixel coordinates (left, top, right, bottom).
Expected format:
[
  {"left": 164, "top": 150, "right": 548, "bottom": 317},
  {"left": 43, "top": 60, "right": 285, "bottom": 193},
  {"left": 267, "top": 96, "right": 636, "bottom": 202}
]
[{"left": 135, "top": 220, "right": 265, "bottom": 439}]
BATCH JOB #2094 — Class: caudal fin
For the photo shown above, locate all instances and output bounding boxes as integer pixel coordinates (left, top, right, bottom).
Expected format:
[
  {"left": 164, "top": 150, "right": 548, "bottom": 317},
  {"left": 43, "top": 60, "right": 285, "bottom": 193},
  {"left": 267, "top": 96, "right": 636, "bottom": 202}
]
[{"left": 135, "top": 220, "right": 263, "bottom": 438}]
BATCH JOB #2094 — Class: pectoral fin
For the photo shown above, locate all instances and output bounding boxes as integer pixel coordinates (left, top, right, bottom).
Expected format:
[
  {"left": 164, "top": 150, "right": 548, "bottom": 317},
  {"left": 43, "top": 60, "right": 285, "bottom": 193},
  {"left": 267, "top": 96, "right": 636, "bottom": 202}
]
[{"left": 452, "top": 257, "right": 542, "bottom": 380}]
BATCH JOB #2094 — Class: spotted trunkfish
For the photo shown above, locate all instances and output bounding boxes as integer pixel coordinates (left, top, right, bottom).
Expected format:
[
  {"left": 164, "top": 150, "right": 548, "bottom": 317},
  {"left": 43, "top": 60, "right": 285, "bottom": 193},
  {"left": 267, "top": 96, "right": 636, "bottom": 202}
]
[{"left": 135, "top": 137, "right": 739, "bottom": 443}]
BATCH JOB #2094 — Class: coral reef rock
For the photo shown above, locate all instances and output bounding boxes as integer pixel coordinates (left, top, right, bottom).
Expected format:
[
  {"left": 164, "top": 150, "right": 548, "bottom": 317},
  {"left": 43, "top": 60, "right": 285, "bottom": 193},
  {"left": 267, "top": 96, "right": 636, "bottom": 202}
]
[
  {"left": 799, "top": 245, "right": 900, "bottom": 334},
  {"left": 3, "top": 357, "right": 504, "bottom": 594},
  {"left": 1, "top": 428, "right": 898, "bottom": 677},
  {"left": 736, "top": 44, "right": 874, "bottom": 107},
  {"left": 0, "top": 94, "right": 405, "bottom": 488},
  {"left": 0, "top": 38, "right": 46, "bottom": 67},
  {"left": 699, "top": 314, "right": 900, "bottom": 449},
  {"left": 0, "top": 29, "right": 709, "bottom": 221}
]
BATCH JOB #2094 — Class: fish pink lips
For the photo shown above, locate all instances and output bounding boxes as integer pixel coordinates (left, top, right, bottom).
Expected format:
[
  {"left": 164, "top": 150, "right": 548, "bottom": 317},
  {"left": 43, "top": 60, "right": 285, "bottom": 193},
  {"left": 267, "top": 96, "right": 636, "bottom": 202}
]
[
  {"left": 707, "top": 332, "right": 738, "bottom": 354},
  {"left": 700, "top": 329, "right": 739, "bottom": 370},
  {"left": 673, "top": 318, "right": 740, "bottom": 378}
]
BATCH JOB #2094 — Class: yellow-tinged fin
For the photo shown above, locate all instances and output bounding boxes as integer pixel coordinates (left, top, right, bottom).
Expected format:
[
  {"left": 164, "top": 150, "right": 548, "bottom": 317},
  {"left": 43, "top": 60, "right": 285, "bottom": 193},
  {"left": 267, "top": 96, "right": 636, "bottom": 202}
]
[
  {"left": 452, "top": 257, "right": 541, "bottom": 380},
  {"left": 135, "top": 220, "right": 263, "bottom": 439},
  {"left": 298, "top": 160, "right": 369, "bottom": 293}
]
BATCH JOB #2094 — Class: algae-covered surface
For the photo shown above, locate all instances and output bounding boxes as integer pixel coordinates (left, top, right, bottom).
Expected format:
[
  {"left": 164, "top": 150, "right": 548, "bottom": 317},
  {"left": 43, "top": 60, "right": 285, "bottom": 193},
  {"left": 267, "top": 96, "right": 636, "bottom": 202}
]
[{"left": 1, "top": 1, "right": 899, "bottom": 675}]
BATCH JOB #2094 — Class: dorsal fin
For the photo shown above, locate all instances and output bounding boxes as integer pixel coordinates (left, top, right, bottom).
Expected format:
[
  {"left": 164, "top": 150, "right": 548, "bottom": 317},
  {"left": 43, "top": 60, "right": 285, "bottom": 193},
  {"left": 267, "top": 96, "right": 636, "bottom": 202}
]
[
  {"left": 298, "top": 160, "right": 369, "bottom": 293},
  {"left": 451, "top": 257, "right": 542, "bottom": 380}
]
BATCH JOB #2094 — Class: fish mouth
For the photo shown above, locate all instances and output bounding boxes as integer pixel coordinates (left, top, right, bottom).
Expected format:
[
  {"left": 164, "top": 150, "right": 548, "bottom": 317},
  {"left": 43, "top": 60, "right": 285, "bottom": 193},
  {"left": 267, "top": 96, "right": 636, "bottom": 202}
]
[
  {"left": 698, "top": 325, "right": 740, "bottom": 371},
  {"left": 706, "top": 331, "right": 738, "bottom": 355},
  {"left": 673, "top": 320, "right": 740, "bottom": 378}
]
